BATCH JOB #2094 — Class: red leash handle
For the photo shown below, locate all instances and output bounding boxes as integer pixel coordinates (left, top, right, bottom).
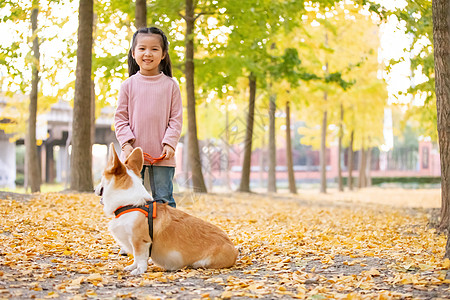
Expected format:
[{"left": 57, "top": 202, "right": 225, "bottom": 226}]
[{"left": 143, "top": 152, "right": 166, "bottom": 165}]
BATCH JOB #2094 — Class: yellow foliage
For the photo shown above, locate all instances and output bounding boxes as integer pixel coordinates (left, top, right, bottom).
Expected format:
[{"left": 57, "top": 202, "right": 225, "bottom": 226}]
[{"left": 277, "top": 3, "right": 387, "bottom": 150}]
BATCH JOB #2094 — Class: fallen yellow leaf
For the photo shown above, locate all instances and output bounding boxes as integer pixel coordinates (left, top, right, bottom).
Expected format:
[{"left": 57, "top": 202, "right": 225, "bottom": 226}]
[{"left": 443, "top": 258, "right": 450, "bottom": 269}]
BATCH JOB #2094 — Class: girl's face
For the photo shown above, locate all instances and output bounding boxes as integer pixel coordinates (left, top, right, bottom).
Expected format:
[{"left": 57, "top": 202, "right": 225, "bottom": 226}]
[{"left": 132, "top": 34, "right": 165, "bottom": 76}]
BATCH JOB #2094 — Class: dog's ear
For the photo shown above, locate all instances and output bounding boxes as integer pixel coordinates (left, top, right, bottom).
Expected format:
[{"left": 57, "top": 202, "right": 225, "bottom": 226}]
[
  {"left": 124, "top": 147, "right": 143, "bottom": 176},
  {"left": 106, "top": 143, "right": 126, "bottom": 175}
]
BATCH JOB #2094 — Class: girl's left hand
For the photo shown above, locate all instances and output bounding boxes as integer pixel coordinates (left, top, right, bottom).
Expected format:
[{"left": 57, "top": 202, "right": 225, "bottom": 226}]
[{"left": 161, "top": 144, "right": 175, "bottom": 159}]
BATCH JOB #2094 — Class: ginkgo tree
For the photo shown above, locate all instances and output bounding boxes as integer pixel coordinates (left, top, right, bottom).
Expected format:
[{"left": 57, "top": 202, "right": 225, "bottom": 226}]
[
  {"left": 70, "top": 0, "right": 94, "bottom": 192},
  {"left": 388, "top": 0, "right": 449, "bottom": 253},
  {"left": 188, "top": 0, "right": 383, "bottom": 194},
  {"left": 0, "top": 0, "right": 135, "bottom": 192},
  {"left": 143, "top": 0, "right": 306, "bottom": 193},
  {"left": 432, "top": 0, "right": 450, "bottom": 257},
  {"left": 283, "top": 2, "right": 386, "bottom": 193},
  {"left": 217, "top": 0, "right": 307, "bottom": 193},
  {"left": 0, "top": 0, "right": 77, "bottom": 192},
  {"left": 144, "top": 0, "right": 237, "bottom": 193},
  {"left": 324, "top": 4, "right": 386, "bottom": 189},
  {"left": 265, "top": 41, "right": 321, "bottom": 194}
]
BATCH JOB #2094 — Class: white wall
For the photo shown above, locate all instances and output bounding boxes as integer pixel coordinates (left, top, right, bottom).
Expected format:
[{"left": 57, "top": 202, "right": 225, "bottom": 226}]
[{"left": 0, "top": 140, "right": 16, "bottom": 189}]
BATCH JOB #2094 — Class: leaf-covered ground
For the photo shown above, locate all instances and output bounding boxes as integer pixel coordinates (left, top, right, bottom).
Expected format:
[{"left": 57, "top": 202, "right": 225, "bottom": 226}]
[{"left": 0, "top": 189, "right": 449, "bottom": 299}]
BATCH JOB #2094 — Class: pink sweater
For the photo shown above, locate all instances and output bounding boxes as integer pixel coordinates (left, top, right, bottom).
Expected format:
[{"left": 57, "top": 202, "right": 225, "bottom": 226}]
[{"left": 114, "top": 72, "right": 183, "bottom": 167}]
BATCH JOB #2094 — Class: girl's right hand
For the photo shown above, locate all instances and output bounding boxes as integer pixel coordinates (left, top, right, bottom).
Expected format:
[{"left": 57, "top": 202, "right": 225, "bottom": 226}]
[{"left": 122, "top": 144, "right": 133, "bottom": 158}]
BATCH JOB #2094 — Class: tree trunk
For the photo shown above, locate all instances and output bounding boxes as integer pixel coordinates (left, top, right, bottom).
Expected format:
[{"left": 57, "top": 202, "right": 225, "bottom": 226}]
[
  {"left": 185, "top": 0, "right": 207, "bottom": 193},
  {"left": 70, "top": 0, "right": 94, "bottom": 192},
  {"left": 206, "top": 139, "right": 213, "bottom": 192},
  {"left": 26, "top": 2, "right": 41, "bottom": 193},
  {"left": 320, "top": 34, "right": 329, "bottom": 194},
  {"left": 366, "top": 147, "right": 372, "bottom": 187},
  {"left": 432, "top": 0, "right": 450, "bottom": 254},
  {"left": 447, "top": 234, "right": 450, "bottom": 259},
  {"left": 348, "top": 130, "right": 354, "bottom": 190},
  {"left": 90, "top": 15, "right": 97, "bottom": 149},
  {"left": 259, "top": 136, "right": 265, "bottom": 188},
  {"left": 320, "top": 107, "right": 327, "bottom": 194},
  {"left": 239, "top": 73, "right": 256, "bottom": 193},
  {"left": 91, "top": 81, "right": 95, "bottom": 147},
  {"left": 183, "top": 129, "right": 190, "bottom": 185},
  {"left": 224, "top": 105, "right": 231, "bottom": 190},
  {"left": 338, "top": 103, "right": 344, "bottom": 192},
  {"left": 358, "top": 146, "right": 366, "bottom": 189},
  {"left": 285, "top": 101, "right": 297, "bottom": 194},
  {"left": 135, "top": 0, "right": 147, "bottom": 29},
  {"left": 268, "top": 93, "right": 277, "bottom": 193}
]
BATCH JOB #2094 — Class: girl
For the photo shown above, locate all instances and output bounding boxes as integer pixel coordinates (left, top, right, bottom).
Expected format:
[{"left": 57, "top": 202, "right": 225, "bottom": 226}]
[{"left": 114, "top": 27, "right": 182, "bottom": 208}]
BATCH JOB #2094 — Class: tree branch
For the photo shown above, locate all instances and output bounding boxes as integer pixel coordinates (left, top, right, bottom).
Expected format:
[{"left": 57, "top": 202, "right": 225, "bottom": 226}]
[{"left": 194, "top": 11, "right": 215, "bottom": 21}]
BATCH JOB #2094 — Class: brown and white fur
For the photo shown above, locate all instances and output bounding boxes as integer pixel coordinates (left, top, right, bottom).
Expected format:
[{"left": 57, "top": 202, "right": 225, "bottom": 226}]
[{"left": 95, "top": 143, "right": 238, "bottom": 275}]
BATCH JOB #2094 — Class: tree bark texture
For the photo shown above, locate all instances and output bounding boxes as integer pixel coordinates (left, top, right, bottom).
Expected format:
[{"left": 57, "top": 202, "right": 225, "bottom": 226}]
[
  {"left": 432, "top": 0, "right": 450, "bottom": 255},
  {"left": 348, "top": 130, "right": 354, "bottom": 190},
  {"left": 338, "top": 103, "right": 344, "bottom": 192},
  {"left": 185, "top": 0, "right": 207, "bottom": 193},
  {"left": 268, "top": 93, "right": 277, "bottom": 193},
  {"left": 285, "top": 101, "right": 297, "bottom": 194},
  {"left": 135, "top": 0, "right": 147, "bottom": 29},
  {"left": 91, "top": 15, "right": 97, "bottom": 148},
  {"left": 70, "top": 0, "right": 94, "bottom": 192},
  {"left": 320, "top": 108, "right": 327, "bottom": 194},
  {"left": 91, "top": 81, "right": 95, "bottom": 147},
  {"left": 26, "top": 3, "right": 41, "bottom": 193},
  {"left": 239, "top": 74, "right": 256, "bottom": 193}
]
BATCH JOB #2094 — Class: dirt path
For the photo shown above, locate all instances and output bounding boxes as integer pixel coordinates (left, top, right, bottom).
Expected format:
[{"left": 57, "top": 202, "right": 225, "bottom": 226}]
[{"left": 0, "top": 190, "right": 448, "bottom": 299}]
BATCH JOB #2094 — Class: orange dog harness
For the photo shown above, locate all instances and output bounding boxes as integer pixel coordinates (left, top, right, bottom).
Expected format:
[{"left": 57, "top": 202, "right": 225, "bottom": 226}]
[
  {"left": 113, "top": 200, "right": 166, "bottom": 256},
  {"left": 114, "top": 201, "right": 157, "bottom": 219}
]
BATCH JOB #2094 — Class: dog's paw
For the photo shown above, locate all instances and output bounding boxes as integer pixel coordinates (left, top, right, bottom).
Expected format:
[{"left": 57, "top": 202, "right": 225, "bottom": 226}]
[
  {"left": 130, "top": 266, "right": 146, "bottom": 276},
  {"left": 124, "top": 264, "right": 137, "bottom": 271}
]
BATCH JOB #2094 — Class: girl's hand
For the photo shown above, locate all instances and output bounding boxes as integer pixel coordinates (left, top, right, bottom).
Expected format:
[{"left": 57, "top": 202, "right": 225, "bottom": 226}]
[
  {"left": 161, "top": 144, "right": 175, "bottom": 159},
  {"left": 122, "top": 144, "right": 133, "bottom": 158}
]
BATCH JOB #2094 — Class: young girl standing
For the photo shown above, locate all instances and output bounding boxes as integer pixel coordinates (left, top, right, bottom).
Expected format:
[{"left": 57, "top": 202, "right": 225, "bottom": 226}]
[{"left": 114, "top": 27, "right": 182, "bottom": 208}]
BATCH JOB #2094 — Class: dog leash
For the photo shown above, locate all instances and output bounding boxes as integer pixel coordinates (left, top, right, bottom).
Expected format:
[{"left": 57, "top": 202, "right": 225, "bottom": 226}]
[
  {"left": 147, "top": 200, "right": 168, "bottom": 256},
  {"left": 147, "top": 200, "right": 156, "bottom": 256},
  {"left": 141, "top": 153, "right": 166, "bottom": 255},
  {"left": 143, "top": 152, "right": 166, "bottom": 165}
]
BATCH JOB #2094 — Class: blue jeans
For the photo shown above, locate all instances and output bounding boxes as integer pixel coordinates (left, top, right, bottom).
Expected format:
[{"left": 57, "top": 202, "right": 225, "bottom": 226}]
[{"left": 140, "top": 165, "right": 176, "bottom": 208}]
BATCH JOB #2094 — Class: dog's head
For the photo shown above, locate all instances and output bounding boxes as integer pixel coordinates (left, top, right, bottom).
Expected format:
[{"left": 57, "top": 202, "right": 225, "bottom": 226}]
[{"left": 95, "top": 143, "right": 149, "bottom": 215}]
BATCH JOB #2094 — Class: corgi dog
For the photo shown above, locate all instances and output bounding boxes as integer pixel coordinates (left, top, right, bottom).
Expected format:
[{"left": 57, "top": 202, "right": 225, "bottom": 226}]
[{"left": 95, "top": 143, "right": 238, "bottom": 275}]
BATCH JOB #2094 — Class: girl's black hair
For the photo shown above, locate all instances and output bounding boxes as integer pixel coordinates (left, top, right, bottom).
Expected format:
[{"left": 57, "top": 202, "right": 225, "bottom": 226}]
[{"left": 128, "top": 27, "right": 172, "bottom": 77}]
